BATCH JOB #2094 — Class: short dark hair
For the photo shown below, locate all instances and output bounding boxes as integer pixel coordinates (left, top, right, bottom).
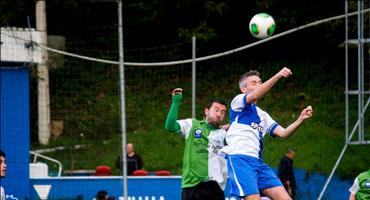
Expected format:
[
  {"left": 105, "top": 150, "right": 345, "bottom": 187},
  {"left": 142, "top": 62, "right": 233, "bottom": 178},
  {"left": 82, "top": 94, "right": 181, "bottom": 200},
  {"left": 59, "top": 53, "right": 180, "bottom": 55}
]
[
  {"left": 239, "top": 70, "right": 260, "bottom": 88},
  {"left": 0, "top": 150, "right": 5, "bottom": 158},
  {"left": 96, "top": 190, "right": 108, "bottom": 200},
  {"left": 206, "top": 98, "right": 227, "bottom": 109}
]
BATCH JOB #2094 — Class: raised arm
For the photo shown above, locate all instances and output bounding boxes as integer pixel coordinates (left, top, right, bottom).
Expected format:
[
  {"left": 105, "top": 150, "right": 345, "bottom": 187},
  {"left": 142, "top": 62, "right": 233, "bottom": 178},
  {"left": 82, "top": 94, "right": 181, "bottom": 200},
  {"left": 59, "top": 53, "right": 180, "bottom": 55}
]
[
  {"left": 164, "top": 88, "right": 183, "bottom": 132},
  {"left": 273, "top": 105, "right": 313, "bottom": 138},
  {"left": 246, "top": 67, "right": 292, "bottom": 103}
]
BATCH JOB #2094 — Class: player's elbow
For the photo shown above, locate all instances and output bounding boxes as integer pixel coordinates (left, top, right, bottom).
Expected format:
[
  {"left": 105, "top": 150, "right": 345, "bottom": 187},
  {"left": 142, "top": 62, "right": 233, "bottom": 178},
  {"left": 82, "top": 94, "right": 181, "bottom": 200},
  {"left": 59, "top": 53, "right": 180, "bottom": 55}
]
[
  {"left": 273, "top": 127, "right": 288, "bottom": 138},
  {"left": 277, "top": 134, "right": 288, "bottom": 139},
  {"left": 275, "top": 129, "right": 290, "bottom": 138}
]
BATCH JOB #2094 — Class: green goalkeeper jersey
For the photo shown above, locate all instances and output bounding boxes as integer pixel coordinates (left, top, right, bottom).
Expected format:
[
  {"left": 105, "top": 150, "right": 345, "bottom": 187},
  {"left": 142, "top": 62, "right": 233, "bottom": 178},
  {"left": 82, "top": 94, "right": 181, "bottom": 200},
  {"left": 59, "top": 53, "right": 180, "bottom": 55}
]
[{"left": 165, "top": 94, "right": 228, "bottom": 190}]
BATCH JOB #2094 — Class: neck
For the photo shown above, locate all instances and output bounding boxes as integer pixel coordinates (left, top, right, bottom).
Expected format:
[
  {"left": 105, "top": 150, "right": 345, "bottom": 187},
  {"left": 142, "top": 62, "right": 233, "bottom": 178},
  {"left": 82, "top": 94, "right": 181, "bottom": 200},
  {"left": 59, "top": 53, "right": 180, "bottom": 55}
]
[
  {"left": 205, "top": 120, "right": 219, "bottom": 128},
  {"left": 205, "top": 118, "right": 214, "bottom": 125}
]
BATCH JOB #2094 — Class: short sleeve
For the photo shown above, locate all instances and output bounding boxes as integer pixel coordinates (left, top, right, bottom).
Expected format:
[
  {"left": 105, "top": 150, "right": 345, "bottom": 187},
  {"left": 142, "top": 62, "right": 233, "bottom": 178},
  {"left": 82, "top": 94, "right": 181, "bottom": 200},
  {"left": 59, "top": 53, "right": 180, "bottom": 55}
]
[
  {"left": 230, "top": 94, "right": 247, "bottom": 112},
  {"left": 259, "top": 109, "right": 279, "bottom": 136},
  {"left": 230, "top": 94, "right": 248, "bottom": 123},
  {"left": 0, "top": 187, "right": 4, "bottom": 200},
  {"left": 177, "top": 119, "right": 193, "bottom": 139},
  {"left": 349, "top": 177, "right": 360, "bottom": 194}
]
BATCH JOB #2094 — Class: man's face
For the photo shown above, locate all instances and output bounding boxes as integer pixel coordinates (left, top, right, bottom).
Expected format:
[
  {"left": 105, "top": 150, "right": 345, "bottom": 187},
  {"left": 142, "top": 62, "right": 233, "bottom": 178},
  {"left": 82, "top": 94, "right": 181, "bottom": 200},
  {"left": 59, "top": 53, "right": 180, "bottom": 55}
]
[
  {"left": 288, "top": 151, "right": 295, "bottom": 159},
  {"left": 0, "top": 156, "right": 6, "bottom": 177},
  {"left": 126, "top": 144, "right": 134, "bottom": 155},
  {"left": 241, "top": 75, "right": 262, "bottom": 93},
  {"left": 205, "top": 102, "right": 227, "bottom": 126}
]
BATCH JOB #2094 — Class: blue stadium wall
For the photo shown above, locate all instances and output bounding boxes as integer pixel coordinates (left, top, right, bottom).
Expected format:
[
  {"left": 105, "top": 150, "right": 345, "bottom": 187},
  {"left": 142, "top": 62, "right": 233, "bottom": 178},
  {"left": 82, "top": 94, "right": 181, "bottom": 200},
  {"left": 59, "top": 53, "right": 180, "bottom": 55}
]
[
  {"left": 0, "top": 66, "right": 30, "bottom": 199},
  {"left": 29, "top": 170, "right": 353, "bottom": 200}
]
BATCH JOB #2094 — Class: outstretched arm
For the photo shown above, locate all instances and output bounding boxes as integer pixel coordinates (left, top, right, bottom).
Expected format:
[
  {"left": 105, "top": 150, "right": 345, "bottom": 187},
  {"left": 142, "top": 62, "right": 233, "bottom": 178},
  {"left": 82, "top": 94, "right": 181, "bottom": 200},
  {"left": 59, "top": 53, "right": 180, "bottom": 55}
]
[
  {"left": 273, "top": 106, "right": 313, "bottom": 138},
  {"left": 247, "top": 67, "right": 292, "bottom": 103},
  {"left": 165, "top": 88, "right": 182, "bottom": 132}
]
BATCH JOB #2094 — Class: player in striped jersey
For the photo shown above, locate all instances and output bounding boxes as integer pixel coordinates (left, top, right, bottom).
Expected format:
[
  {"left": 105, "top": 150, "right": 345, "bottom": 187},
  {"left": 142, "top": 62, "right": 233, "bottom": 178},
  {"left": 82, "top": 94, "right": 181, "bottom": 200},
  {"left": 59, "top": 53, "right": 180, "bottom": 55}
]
[
  {"left": 220, "top": 68, "right": 313, "bottom": 200},
  {"left": 165, "top": 88, "right": 228, "bottom": 200}
]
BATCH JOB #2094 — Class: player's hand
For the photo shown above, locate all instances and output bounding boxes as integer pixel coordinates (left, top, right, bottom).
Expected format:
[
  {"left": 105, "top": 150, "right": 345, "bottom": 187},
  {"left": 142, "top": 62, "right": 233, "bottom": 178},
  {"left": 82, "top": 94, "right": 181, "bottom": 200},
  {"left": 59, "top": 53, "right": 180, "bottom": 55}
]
[
  {"left": 172, "top": 88, "right": 183, "bottom": 96},
  {"left": 278, "top": 67, "right": 293, "bottom": 78},
  {"left": 220, "top": 123, "right": 230, "bottom": 131},
  {"left": 299, "top": 105, "right": 313, "bottom": 120}
]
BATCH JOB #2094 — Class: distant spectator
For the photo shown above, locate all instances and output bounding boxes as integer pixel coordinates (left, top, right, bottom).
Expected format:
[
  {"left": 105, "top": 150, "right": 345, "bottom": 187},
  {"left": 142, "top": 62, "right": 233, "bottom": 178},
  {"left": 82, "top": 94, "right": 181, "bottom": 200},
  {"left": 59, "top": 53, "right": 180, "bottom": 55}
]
[
  {"left": 96, "top": 190, "right": 108, "bottom": 200},
  {"left": 0, "top": 150, "right": 6, "bottom": 200},
  {"left": 349, "top": 169, "right": 370, "bottom": 200},
  {"left": 116, "top": 143, "right": 144, "bottom": 175},
  {"left": 277, "top": 149, "right": 297, "bottom": 199}
]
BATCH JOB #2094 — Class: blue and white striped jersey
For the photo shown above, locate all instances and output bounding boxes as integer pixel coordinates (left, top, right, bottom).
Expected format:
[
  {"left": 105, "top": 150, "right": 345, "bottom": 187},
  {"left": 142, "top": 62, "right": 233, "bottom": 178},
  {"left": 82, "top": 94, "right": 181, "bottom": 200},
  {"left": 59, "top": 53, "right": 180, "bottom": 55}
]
[{"left": 220, "top": 93, "right": 280, "bottom": 159}]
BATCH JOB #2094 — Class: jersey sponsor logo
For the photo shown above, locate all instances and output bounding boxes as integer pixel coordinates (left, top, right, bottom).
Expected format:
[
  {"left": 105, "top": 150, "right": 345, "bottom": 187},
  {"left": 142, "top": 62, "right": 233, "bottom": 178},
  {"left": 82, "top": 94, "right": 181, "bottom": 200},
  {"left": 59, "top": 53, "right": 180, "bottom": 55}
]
[
  {"left": 194, "top": 129, "right": 203, "bottom": 138},
  {"left": 209, "top": 143, "right": 223, "bottom": 154},
  {"left": 250, "top": 122, "right": 263, "bottom": 132},
  {"left": 194, "top": 140, "right": 208, "bottom": 153},
  {"left": 365, "top": 180, "right": 370, "bottom": 188}
]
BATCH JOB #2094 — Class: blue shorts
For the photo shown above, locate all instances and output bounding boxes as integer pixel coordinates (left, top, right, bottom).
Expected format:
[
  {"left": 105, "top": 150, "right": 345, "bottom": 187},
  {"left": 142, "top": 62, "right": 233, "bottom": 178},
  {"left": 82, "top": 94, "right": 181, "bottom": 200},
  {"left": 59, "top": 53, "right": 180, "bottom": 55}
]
[{"left": 227, "top": 154, "right": 282, "bottom": 197}]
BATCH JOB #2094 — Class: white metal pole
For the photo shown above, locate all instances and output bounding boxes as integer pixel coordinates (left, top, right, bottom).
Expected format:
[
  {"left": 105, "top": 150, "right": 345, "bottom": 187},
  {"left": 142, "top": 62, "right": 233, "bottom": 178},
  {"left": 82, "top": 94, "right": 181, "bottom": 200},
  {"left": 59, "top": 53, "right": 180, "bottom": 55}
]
[
  {"left": 318, "top": 97, "right": 370, "bottom": 200},
  {"left": 192, "top": 36, "right": 196, "bottom": 118},
  {"left": 360, "top": 0, "right": 365, "bottom": 142},
  {"left": 345, "top": 0, "right": 349, "bottom": 145},
  {"left": 36, "top": 0, "right": 51, "bottom": 145},
  {"left": 357, "top": 0, "right": 363, "bottom": 143},
  {"left": 117, "top": 0, "right": 128, "bottom": 199}
]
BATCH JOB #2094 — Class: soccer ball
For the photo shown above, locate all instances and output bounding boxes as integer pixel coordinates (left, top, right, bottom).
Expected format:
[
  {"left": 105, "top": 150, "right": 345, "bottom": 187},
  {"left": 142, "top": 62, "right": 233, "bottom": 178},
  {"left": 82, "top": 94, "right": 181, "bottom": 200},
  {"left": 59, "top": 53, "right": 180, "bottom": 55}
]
[{"left": 249, "top": 13, "right": 276, "bottom": 39}]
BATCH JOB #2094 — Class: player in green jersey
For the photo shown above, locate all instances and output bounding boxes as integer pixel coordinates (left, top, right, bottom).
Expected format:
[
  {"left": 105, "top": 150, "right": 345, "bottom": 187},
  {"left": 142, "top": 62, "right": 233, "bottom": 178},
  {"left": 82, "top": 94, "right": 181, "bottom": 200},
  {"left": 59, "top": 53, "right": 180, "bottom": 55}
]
[
  {"left": 165, "top": 88, "right": 228, "bottom": 200},
  {"left": 349, "top": 169, "right": 370, "bottom": 200}
]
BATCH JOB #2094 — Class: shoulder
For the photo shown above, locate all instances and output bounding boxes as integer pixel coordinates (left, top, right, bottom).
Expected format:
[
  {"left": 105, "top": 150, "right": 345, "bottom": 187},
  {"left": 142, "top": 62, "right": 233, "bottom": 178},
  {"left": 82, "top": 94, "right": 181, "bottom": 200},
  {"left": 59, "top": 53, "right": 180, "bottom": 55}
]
[
  {"left": 234, "top": 93, "right": 246, "bottom": 99},
  {"left": 177, "top": 118, "right": 193, "bottom": 126},
  {"left": 255, "top": 106, "right": 268, "bottom": 115},
  {"left": 358, "top": 171, "right": 370, "bottom": 179},
  {"left": 280, "top": 156, "right": 287, "bottom": 162},
  {"left": 230, "top": 93, "right": 248, "bottom": 109},
  {"left": 256, "top": 106, "right": 276, "bottom": 122},
  {"left": 232, "top": 93, "right": 246, "bottom": 103}
]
